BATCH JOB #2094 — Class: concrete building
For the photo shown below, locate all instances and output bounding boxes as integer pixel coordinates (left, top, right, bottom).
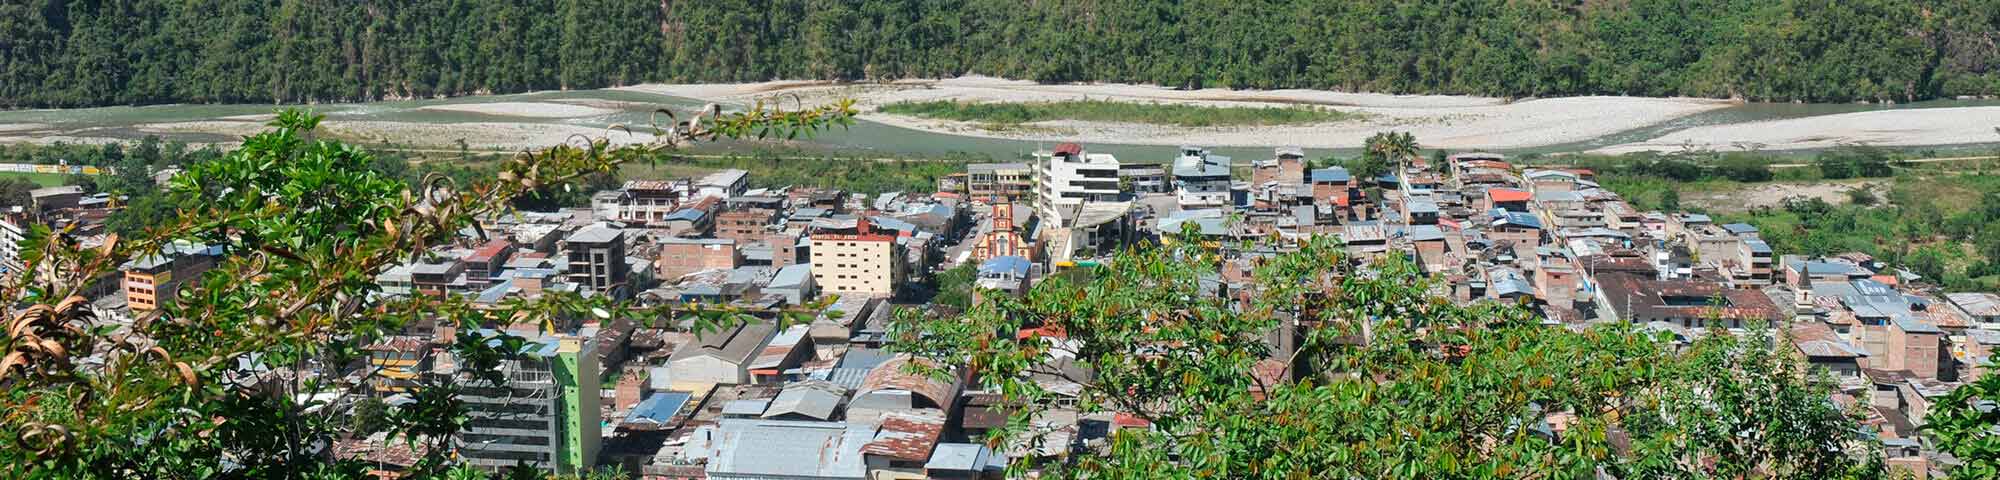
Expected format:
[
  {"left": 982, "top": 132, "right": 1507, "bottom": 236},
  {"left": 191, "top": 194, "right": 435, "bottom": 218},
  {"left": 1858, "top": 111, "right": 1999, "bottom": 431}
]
[
  {"left": 716, "top": 196, "right": 785, "bottom": 243},
  {"left": 1118, "top": 161, "right": 1170, "bottom": 194},
  {"left": 809, "top": 218, "right": 904, "bottom": 298},
  {"left": 459, "top": 332, "right": 601, "bottom": 475},
  {"left": 697, "top": 169, "right": 751, "bottom": 199},
  {"left": 965, "top": 163, "right": 1034, "bottom": 201},
  {"left": 565, "top": 224, "right": 629, "bottom": 299},
  {"left": 1031, "top": 143, "right": 1123, "bottom": 220},
  {"left": 1, "top": 207, "right": 29, "bottom": 273},
  {"left": 605, "top": 180, "right": 685, "bottom": 224},
  {"left": 1172, "top": 146, "right": 1232, "bottom": 209},
  {"left": 1947, "top": 293, "right": 2000, "bottom": 329},
  {"left": 123, "top": 242, "right": 221, "bottom": 311},
  {"left": 464, "top": 240, "right": 515, "bottom": 287}
]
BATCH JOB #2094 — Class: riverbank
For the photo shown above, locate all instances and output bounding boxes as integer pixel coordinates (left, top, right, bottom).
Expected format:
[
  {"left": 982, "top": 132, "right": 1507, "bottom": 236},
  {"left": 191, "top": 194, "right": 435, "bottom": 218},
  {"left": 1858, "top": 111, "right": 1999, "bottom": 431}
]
[
  {"left": 1592, "top": 106, "right": 2000, "bottom": 154},
  {"left": 622, "top": 76, "right": 1736, "bottom": 150}
]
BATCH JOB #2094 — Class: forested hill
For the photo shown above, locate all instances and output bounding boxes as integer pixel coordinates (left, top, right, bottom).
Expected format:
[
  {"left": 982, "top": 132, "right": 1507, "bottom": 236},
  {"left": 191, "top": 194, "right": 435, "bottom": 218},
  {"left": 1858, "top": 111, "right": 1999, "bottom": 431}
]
[{"left": 3, "top": 0, "right": 1998, "bottom": 108}]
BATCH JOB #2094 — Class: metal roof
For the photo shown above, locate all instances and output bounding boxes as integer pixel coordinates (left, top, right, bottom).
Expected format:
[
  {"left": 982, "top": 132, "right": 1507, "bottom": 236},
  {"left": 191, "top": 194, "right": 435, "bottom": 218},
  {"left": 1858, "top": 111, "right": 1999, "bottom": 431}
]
[
  {"left": 1721, "top": 223, "right": 1760, "bottom": 235},
  {"left": 1310, "top": 167, "right": 1351, "bottom": 184},
  {"left": 770, "top": 264, "right": 813, "bottom": 289},
  {"left": 925, "top": 443, "right": 998, "bottom": 471},
  {"left": 625, "top": 391, "right": 693, "bottom": 425},
  {"left": 707, "top": 419, "right": 871, "bottom": 479},
  {"left": 567, "top": 224, "right": 623, "bottom": 244},
  {"left": 721, "top": 399, "right": 771, "bottom": 417},
  {"left": 978, "top": 256, "right": 1033, "bottom": 279},
  {"left": 762, "top": 380, "right": 848, "bottom": 421}
]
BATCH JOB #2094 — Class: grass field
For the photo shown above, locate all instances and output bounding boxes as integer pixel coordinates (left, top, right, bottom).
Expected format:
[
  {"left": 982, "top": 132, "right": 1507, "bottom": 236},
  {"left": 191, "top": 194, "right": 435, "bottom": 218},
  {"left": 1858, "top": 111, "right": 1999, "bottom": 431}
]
[
  {"left": 877, "top": 99, "right": 1364, "bottom": 127},
  {"left": 0, "top": 171, "right": 78, "bottom": 187}
]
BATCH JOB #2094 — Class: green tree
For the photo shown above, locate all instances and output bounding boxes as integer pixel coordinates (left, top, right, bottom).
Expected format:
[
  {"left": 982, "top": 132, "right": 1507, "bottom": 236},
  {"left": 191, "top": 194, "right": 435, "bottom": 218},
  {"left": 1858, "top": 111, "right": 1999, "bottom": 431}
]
[
  {"left": 0, "top": 103, "right": 854, "bottom": 477},
  {"left": 1925, "top": 364, "right": 2000, "bottom": 478},
  {"left": 1661, "top": 188, "right": 1683, "bottom": 212},
  {"left": 894, "top": 235, "right": 1883, "bottom": 478}
]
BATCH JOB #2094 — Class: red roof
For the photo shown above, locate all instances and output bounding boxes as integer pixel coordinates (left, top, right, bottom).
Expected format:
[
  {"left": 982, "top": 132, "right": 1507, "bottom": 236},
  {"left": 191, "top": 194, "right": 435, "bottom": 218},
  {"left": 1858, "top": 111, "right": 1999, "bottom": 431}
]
[
  {"left": 1488, "top": 188, "right": 1532, "bottom": 203},
  {"left": 1052, "top": 143, "right": 1083, "bottom": 156},
  {"left": 466, "top": 239, "right": 512, "bottom": 262}
]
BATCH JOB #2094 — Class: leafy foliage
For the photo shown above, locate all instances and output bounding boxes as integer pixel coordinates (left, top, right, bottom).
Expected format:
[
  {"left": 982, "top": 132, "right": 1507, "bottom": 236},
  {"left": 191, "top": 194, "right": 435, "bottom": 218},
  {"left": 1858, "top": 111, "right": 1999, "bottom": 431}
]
[
  {"left": 894, "top": 235, "right": 1883, "bottom": 478},
  {"left": 0, "top": 101, "right": 854, "bottom": 478},
  {"left": 1926, "top": 364, "right": 2000, "bottom": 478}
]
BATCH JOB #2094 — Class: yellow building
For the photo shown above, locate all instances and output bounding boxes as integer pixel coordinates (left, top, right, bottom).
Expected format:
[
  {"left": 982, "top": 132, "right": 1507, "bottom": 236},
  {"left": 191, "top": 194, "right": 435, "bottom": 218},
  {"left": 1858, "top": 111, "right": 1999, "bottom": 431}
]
[{"left": 809, "top": 218, "right": 905, "bottom": 297}]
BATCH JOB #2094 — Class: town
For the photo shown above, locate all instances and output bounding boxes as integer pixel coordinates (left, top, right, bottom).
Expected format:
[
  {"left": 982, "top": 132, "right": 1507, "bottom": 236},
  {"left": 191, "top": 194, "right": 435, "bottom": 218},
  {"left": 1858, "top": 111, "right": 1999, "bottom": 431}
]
[{"left": 6, "top": 136, "right": 1987, "bottom": 478}]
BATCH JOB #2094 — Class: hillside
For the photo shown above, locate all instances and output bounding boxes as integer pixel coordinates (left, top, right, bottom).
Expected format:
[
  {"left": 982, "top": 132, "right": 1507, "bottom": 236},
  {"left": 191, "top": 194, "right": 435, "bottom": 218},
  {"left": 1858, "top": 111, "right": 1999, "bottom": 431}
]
[{"left": 2, "top": 0, "right": 1998, "bottom": 108}]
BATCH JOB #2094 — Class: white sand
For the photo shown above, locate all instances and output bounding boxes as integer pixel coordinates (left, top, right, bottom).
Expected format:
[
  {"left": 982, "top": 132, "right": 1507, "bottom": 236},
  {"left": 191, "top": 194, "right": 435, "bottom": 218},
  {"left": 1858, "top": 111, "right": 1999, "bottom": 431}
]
[
  {"left": 0, "top": 123, "right": 50, "bottom": 133},
  {"left": 623, "top": 76, "right": 1733, "bottom": 150},
  {"left": 318, "top": 121, "right": 659, "bottom": 151},
  {"left": 417, "top": 102, "right": 617, "bottom": 118},
  {"left": 1594, "top": 107, "right": 2000, "bottom": 154}
]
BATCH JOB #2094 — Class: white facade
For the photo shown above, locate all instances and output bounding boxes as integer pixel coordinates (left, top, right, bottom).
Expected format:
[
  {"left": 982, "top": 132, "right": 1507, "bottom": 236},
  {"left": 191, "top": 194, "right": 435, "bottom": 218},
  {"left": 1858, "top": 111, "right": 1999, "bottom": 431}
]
[
  {"left": 0, "top": 208, "right": 26, "bottom": 274},
  {"left": 1173, "top": 147, "right": 1232, "bottom": 209},
  {"left": 1033, "top": 149, "right": 1123, "bottom": 222}
]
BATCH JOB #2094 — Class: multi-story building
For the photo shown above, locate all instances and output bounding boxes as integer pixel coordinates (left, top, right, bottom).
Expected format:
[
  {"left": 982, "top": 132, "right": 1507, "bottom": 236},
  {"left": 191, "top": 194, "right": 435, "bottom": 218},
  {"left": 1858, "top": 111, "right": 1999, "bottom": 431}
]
[
  {"left": 1032, "top": 143, "right": 1123, "bottom": 222},
  {"left": 715, "top": 196, "right": 785, "bottom": 243},
  {"left": 565, "top": 224, "right": 629, "bottom": 299},
  {"left": 1735, "top": 238, "right": 1774, "bottom": 286},
  {"left": 697, "top": 169, "right": 750, "bottom": 200},
  {"left": 459, "top": 332, "right": 601, "bottom": 474},
  {"left": 809, "top": 218, "right": 904, "bottom": 297},
  {"left": 604, "top": 180, "right": 685, "bottom": 224},
  {"left": 464, "top": 240, "right": 515, "bottom": 287},
  {"left": 1172, "top": 146, "right": 1232, "bottom": 209},
  {"left": 1119, "top": 161, "right": 1170, "bottom": 194},
  {"left": 1, "top": 207, "right": 28, "bottom": 274},
  {"left": 966, "top": 163, "right": 1034, "bottom": 201},
  {"left": 123, "top": 242, "right": 221, "bottom": 311}
]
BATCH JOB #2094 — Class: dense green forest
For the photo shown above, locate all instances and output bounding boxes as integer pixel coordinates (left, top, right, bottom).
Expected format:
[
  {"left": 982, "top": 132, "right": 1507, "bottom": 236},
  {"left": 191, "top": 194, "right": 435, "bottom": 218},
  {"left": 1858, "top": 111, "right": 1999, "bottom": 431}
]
[{"left": 4, "top": 0, "right": 1999, "bottom": 108}]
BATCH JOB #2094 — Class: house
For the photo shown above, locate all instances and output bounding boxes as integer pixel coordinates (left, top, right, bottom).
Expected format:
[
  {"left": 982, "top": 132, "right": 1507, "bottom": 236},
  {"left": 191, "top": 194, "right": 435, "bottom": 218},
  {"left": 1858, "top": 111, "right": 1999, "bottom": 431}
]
[
  {"left": 965, "top": 163, "right": 1034, "bottom": 201},
  {"left": 767, "top": 263, "right": 817, "bottom": 306},
  {"left": 666, "top": 321, "right": 778, "bottom": 391},
  {"left": 1947, "top": 293, "right": 2000, "bottom": 330},
  {"left": 1487, "top": 188, "right": 1532, "bottom": 213},
  {"left": 1593, "top": 272, "right": 1784, "bottom": 329},
  {"left": 747, "top": 324, "right": 816, "bottom": 384},
  {"left": 656, "top": 237, "right": 740, "bottom": 280},
  {"left": 973, "top": 256, "right": 1034, "bottom": 304},
  {"left": 1172, "top": 146, "right": 1233, "bottom": 209},
  {"left": 702, "top": 418, "right": 873, "bottom": 480},
  {"left": 847, "top": 356, "right": 961, "bottom": 423}
]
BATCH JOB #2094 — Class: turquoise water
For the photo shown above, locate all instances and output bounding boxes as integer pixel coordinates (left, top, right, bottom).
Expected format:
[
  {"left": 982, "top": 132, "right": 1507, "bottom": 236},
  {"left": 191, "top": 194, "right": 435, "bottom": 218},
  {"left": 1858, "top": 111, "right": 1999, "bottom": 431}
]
[{"left": 4, "top": 88, "right": 1996, "bottom": 163}]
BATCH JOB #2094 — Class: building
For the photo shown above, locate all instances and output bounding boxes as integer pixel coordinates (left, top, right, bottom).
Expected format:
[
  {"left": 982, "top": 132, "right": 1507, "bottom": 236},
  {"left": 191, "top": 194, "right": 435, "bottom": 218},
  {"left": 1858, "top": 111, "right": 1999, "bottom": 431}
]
[
  {"left": 970, "top": 203, "right": 1037, "bottom": 264},
  {"left": 565, "top": 224, "right": 629, "bottom": 299},
  {"left": 464, "top": 240, "right": 515, "bottom": 287},
  {"left": 1, "top": 207, "right": 29, "bottom": 273},
  {"left": 123, "top": 242, "right": 221, "bottom": 311},
  {"left": 1947, "top": 293, "right": 2000, "bottom": 329},
  {"left": 965, "top": 163, "right": 1034, "bottom": 201},
  {"left": 1173, "top": 146, "right": 1232, "bottom": 209},
  {"left": 1593, "top": 272, "right": 1784, "bottom": 329},
  {"left": 767, "top": 263, "right": 818, "bottom": 306},
  {"left": 666, "top": 320, "right": 778, "bottom": 390},
  {"left": 697, "top": 169, "right": 751, "bottom": 199},
  {"left": 716, "top": 196, "right": 785, "bottom": 243},
  {"left": 656, "top": 237, "right": 740, "bottom": 280},
  {"left": 458, "top": 332, "right": 601, "bottom": 474},
  {"left": 1031, "top": 143, "right": 1123, "bottom": 220},
  {"left": 605, "top": 180, "right": 685, "bottom": 224},
  {"left": 29, "top": 185, "right": 84, "bottom": 215},
  {"left": 1118, "top": 161, "right": 1170, "bottom": 194},
  {"left": 809, "top": 218, "right": 905, "bottom": 297}
]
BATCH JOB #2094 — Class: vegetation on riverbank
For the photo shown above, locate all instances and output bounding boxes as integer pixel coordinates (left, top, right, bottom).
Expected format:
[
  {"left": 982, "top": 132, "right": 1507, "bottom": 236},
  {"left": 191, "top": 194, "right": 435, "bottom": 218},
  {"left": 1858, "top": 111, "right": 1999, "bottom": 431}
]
[
  {"left": 6, "top": 0, "right": 1999, "bottom": 108},
  {"left": 878, "top": 99, "right": 1362, "bottom": 127}
]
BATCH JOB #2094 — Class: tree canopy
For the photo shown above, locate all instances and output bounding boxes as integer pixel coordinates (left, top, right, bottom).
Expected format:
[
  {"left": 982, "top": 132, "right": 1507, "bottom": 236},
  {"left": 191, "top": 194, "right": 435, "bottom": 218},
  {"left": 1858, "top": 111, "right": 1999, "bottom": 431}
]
[
  {"left": 893, "top": 235, "right": 1887, "bottom": 478},
  {"left": 4, "top": 0, "right": 1999, "bottom": 108}
]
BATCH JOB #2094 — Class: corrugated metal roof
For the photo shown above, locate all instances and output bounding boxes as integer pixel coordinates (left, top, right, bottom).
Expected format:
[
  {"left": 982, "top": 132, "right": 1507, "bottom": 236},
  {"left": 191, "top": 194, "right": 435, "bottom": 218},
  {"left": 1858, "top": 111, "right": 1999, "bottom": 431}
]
[
  {"left": 707, "top": 419, "right": 871, "bottom": 479},
  {"left": 762, "top": 380, "right": 847, "bottom": 421},
  {"left": 626, "top": 391, "right": 693, "bottom": 424}
]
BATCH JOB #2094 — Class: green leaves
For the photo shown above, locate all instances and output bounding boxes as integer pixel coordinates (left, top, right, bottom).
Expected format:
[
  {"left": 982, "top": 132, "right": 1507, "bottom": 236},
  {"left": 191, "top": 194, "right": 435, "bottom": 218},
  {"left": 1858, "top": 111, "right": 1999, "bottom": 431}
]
[{"left": 897, "top": 236, "right": 1881, "bottom": 479}]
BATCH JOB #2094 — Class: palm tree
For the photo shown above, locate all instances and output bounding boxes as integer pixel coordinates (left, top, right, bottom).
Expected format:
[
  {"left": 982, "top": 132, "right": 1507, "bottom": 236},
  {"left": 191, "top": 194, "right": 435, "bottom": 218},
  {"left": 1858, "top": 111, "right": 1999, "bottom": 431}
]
[{"left": 1365, "top": 131, "right": 1420, "bottom": 171}]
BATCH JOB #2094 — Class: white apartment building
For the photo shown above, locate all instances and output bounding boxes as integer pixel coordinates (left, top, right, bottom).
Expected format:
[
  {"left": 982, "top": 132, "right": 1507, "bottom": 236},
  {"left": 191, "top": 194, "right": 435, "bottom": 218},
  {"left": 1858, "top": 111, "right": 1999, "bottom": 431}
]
[
  {"left": 1032, "top": 143, "right": 1123, "bottom": 224},
  {"left": 1173, "top": 146, "right": 1232, "bottom": 209}
]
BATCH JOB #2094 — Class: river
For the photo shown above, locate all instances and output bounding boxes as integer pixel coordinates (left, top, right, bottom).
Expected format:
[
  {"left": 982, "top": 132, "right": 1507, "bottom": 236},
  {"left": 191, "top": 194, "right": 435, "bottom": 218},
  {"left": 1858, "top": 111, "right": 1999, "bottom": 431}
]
[{"left": 3, "top": 88, "right": 1997, "bottom": 164}]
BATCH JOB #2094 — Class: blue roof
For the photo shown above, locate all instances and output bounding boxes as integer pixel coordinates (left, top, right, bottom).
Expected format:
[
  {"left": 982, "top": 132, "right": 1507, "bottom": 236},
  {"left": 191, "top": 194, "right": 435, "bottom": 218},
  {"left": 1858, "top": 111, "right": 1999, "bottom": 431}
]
[
  {"left": 1406, "top": 199, "right": 1439, "bottom": 214},
  {"left": 665, "top": 208, "right": 707, "bottom": 222},
  {"left": 867, "top": 215, "right": 918, "bottom": 234},
  {"left": 1744, "top": 238, "right": 1772, "bottom": 254},
  {"left": 978, "top": 256, "right": 1033, "bottom": 278},
  {"left": 1494, "top": 210, "right": 1543, "bottom": 229},
  {"left": 1310, "top": 167, "right": 1351, "bottom": 184},
  {"left": 626, "top": 391, "right": 693, "bottom": 424},
  {"left": 1721, "top": 223, "right": 1760, "bottom": 235}
]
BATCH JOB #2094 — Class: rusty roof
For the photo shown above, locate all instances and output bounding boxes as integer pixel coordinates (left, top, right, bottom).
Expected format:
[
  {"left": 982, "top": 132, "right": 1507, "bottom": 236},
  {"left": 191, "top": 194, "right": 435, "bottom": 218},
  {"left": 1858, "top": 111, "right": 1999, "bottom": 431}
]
[
  {"left": 858, "top": 355, "right": 959, "bottom": 409},
  {"left": 860, "top": 409, "right": 946, "bottom": 462}
]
